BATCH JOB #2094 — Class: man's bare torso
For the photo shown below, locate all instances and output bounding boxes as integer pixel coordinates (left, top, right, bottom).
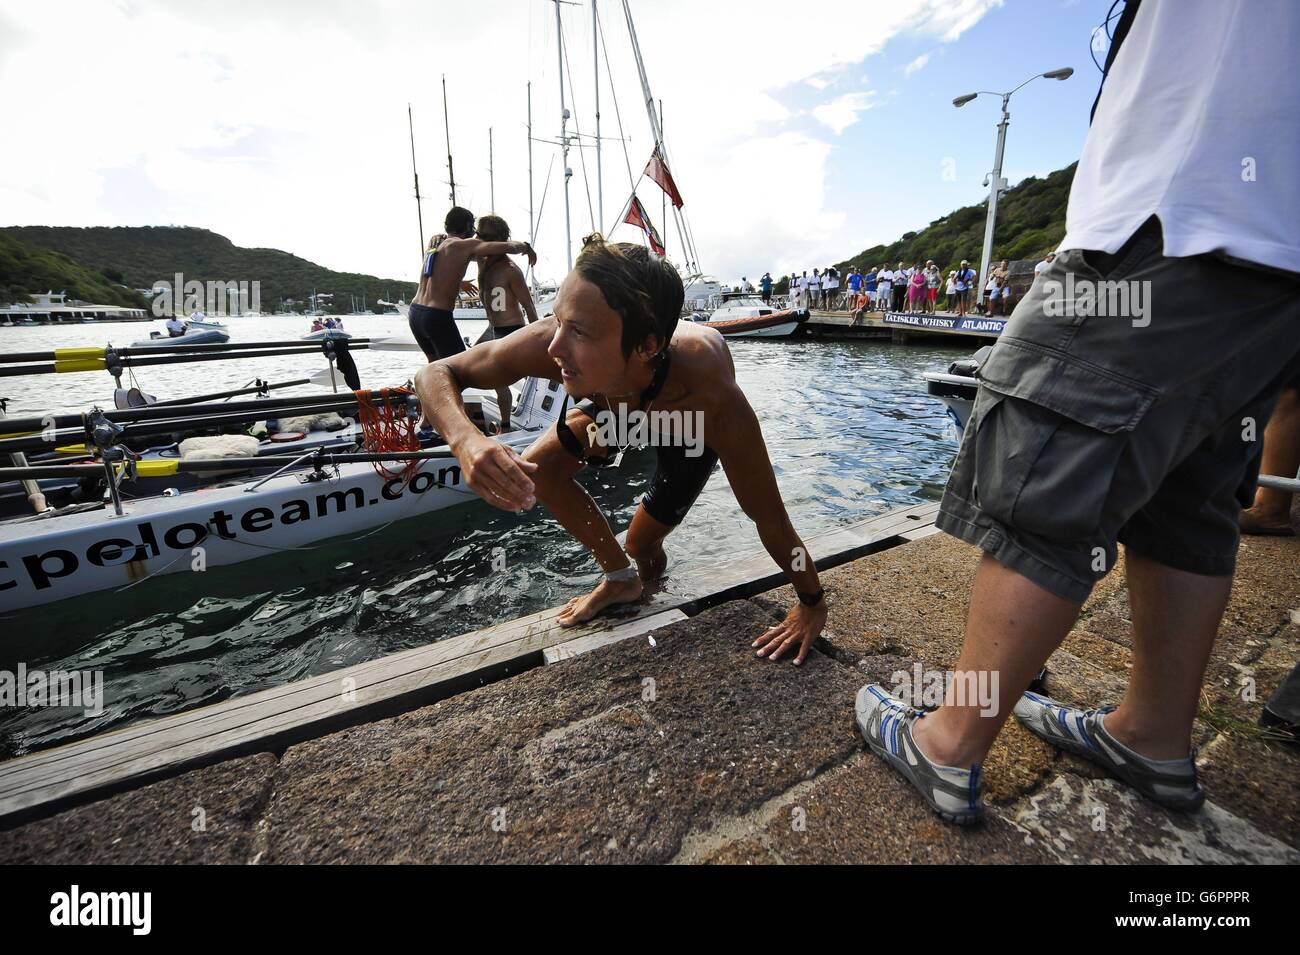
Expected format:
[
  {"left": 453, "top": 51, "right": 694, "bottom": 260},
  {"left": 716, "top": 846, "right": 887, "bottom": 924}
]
[{"left": 479, "top": 258, "right": 527, "bottom": 328}]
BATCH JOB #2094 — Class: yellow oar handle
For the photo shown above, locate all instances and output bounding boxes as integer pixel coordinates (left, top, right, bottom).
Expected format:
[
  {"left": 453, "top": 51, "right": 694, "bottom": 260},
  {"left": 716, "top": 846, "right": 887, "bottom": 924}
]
[
  {"left": 53, "top": 347, "right": 107, "bottom": 360},
  {"left": 53, "top": 357, "right": 107, "bottom": 373},
  {"left": 115, "top": 459, "right": 180, "bottom": 478},
  {"left": 46, "top": 347, "right": 107, "bottom": 374}
]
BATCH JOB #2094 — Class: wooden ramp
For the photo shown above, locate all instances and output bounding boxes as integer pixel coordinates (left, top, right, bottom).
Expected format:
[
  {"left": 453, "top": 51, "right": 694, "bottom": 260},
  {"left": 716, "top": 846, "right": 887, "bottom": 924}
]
[{"left": 0, "top": 501, "right": 939, "bottom": 826}]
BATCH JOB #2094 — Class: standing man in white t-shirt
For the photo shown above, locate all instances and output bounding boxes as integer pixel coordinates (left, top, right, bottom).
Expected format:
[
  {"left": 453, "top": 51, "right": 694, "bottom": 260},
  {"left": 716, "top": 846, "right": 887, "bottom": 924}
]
[{"left": 857, "top": 0, "right": 1300, "bottom": 825}]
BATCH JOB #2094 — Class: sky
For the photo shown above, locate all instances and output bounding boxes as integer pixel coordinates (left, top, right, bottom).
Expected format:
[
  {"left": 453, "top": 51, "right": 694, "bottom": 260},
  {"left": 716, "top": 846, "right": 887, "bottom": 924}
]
[{"left": 0, "top": 0, "right": 1115, "bottom": 288}]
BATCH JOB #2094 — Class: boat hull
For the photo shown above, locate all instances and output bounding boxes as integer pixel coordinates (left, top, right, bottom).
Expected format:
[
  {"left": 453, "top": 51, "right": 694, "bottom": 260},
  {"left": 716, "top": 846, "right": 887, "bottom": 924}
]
[
  {"left": 923, "top": 370, "right": 977, "bottom": 437},
  {"left": 697, "top": 308, "right": 808, "bottom": 339},
  {"left": 0, "top": 431, "right": 539, "bottom": 614},
  {"left": 131, "top": 329, "right": 230, "bottom": 347}
]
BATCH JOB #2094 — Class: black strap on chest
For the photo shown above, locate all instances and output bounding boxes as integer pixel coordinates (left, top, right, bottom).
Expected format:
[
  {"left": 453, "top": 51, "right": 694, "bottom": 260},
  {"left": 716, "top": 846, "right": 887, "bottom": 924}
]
[{"left": 554, "top": 347, "right": 672, "bottom": 465}]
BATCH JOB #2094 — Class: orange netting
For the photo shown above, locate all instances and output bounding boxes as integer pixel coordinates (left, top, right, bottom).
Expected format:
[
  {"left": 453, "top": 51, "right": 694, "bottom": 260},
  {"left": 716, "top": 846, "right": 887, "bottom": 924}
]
[{"left": 355, "top": 387, "right": 423, "bottom": 481}]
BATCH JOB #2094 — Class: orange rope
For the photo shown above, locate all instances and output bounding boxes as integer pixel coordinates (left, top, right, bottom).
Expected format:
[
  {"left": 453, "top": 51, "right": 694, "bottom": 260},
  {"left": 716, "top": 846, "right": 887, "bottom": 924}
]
[{"left": 355, "top": 387, "right": 422, "bottom": 481}]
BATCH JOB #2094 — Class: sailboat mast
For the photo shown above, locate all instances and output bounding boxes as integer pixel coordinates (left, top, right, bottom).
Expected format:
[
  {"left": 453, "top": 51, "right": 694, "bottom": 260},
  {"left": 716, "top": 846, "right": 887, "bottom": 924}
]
[
  {"left": 489, "top": 127, "right": 495, "bottom": 213},
  {"left": 659, "top": 98, "right": 665, "bottom": 255},
  {"left": 620, "top": 0, "right": 698, "bottom": 274},
  {"left": 442, "top": 74, "right": 457, "bottom": 205},
  {"left": 593, "top": 0, "right": 602, "bottom": 234},
  {"left": 554, "top": 0, "right": 572, "bottom": 269},
  {"left": 408, "top": 103, "right": 425, "bottom": 255},
  {"left": 527, "top": 82, "right": 536, "bottom": 290}
]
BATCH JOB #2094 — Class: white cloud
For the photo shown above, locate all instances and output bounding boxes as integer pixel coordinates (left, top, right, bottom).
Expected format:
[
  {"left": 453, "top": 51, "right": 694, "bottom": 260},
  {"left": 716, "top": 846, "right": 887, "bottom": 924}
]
[
  {"left": 812, "top": 92, "right": 879, "bottom": 135},
  {"left": 0, "top": 0, "right": 1006, "bottom": 286},
  {"left": 903, "top": 52, "right": 931, "bottom": 76}
]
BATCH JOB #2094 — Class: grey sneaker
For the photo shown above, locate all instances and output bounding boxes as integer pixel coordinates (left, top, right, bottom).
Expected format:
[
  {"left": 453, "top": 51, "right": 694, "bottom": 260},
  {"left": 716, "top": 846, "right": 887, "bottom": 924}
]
[
  {"left": 855, "top": 684, "right": 984, "bottom": 825},
  {"left": 1013, "top": 691, "right": 1205, "bottom": 811}
]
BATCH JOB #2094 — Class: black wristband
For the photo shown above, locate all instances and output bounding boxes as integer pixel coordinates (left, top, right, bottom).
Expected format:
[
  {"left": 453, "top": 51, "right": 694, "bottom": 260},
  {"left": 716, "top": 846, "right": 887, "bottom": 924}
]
[{"left": 797, "top": 587, "right": 825, "bottom": 607}]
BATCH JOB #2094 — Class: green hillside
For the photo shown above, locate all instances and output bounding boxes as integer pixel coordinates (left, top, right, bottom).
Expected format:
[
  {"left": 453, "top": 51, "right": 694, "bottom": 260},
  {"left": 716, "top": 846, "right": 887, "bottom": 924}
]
[
  {"left": 780, "top": 162, "right": 1075, "bottom": 291},
  {"left": 0, "top": 232, "right": 149, "bottom": 309},
  {"left": 0, "top": 226, "right": 417, "bottom": 313}
]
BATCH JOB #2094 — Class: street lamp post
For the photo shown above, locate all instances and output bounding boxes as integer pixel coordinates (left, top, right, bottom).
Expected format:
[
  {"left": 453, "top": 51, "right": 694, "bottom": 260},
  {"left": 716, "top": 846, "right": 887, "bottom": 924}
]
[{"left": 954, "top": 68, "right": 1073, "bottom": 309}]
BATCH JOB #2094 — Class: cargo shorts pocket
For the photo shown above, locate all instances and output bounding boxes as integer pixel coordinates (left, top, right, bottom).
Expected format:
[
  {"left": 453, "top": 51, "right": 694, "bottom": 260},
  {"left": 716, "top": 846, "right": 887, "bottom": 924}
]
[{"left": 969, "top": 338, "right": 1160, "bottom": 541}]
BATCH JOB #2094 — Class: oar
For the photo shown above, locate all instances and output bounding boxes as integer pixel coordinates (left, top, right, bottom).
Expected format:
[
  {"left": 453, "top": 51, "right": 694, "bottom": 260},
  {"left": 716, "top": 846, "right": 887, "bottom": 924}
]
[
  {"left": 0, "top": 386, "right": 410, "bottom": 435},
  {"left": 0, "top": 340, "right": 373, "bottom": 364},
  {"left": 0, "top": 448, "right": 456, "bottom": 482},
  {"left": 0, "top": 342, "right": 372, "bottom": 377},
  {"left": 0, "top": 400, "right": 380, "bottom": 456},
  {"left": 0, "top": 400, "right": 51, "bottom": 514},
  {"left": 148, "top": 377, "right": 313, "bottom": 407}
]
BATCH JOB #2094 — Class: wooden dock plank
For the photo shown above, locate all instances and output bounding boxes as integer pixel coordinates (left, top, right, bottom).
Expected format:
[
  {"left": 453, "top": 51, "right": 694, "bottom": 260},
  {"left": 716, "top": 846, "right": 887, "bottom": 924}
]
[
  {"left": 543, "top": 610, "right": 688, "bottom": 663},
  {"left": 0, "top": 501, "right": 940, "bottom": 824}
]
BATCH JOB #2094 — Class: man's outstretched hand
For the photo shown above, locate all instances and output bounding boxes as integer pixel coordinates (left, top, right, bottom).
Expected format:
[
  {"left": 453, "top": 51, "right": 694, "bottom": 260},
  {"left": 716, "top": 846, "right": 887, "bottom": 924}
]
[
  {"left": 456, "top": 433, "right": 538, "bottom": 511},
  {"left": 752, "top": 600, "right": 828, "bottom": 666}
]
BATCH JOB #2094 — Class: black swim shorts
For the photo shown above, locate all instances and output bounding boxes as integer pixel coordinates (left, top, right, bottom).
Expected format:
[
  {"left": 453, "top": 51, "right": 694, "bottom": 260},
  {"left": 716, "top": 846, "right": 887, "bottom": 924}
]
[
  {"left": 409, "top": 303, "right": 466, "bottom": 361},
  {"left": 557, "top": 399, "right": 719, "bottom": 527}
]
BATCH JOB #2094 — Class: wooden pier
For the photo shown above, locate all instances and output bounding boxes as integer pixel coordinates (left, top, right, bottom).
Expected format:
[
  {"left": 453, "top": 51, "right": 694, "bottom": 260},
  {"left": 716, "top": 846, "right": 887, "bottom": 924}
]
[{"left": 804, "top": 308, "right": 1007, "bottom": 345}]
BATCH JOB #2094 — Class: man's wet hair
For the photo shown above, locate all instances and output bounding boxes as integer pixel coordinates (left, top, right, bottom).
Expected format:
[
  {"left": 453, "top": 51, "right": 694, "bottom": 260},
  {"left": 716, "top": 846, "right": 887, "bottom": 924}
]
[
  {"left": 575, "top": 232, "right": 683, "bottom": 361},
  {"left": 475, "top": 214, "right": 510, "bottom": 242},
  {"left": 445, "top": 206, "right": 475, "bottom": 235}
]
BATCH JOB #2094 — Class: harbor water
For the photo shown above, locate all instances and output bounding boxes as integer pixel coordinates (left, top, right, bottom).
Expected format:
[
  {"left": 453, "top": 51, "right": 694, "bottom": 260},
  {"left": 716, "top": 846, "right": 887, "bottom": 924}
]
[{"left": 0, "top": 315, "right": 968, "bottom": 755}]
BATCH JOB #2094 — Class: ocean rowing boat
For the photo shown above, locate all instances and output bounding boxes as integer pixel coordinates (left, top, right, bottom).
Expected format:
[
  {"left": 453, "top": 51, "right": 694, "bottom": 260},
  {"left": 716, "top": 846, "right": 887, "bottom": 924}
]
[{"left": 0, "top": 375, "right": 568, "bottom": 613}]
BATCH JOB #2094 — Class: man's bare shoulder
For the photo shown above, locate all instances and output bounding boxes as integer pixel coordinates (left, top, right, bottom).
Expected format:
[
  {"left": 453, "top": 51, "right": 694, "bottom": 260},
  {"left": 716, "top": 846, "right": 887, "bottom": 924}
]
[
  {"left": 671, "top": 321, "right": 735, "bottom": 386},
  {"left": 497, "top": 316, "right": 560, "bottom": 377}
]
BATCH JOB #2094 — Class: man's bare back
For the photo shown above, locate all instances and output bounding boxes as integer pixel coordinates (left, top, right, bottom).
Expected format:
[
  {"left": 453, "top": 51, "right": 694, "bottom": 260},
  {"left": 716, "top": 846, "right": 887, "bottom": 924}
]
[{"left": 479, "top": 258, "right": 539, "bottom": 329}]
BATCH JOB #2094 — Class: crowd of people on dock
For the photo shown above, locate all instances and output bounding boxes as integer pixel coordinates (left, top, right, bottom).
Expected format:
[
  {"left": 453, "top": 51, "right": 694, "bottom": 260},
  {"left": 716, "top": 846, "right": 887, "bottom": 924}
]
[{"left": 776, "top": 259, "right": 1036, "bottom": 318}]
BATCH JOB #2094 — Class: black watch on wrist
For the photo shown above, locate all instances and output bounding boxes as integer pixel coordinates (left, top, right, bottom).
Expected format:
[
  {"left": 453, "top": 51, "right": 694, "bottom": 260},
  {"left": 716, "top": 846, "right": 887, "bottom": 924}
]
[{"left": 796, "top": 587, "right": 825, "bottom": 607}]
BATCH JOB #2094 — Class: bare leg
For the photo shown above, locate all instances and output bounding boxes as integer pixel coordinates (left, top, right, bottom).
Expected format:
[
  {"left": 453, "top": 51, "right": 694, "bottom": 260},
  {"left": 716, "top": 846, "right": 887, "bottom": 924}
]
[
  {"left": 523, "top": 414, "right": 643, "bottom": 626},
  {"left": 910, "top": 553, "right": 1083, "bottom": 767},
  {"left": 495, "top": 386, "right": 514, "bottom": 433},
  {"left": 1242, "top": 386, "right": 1299, "bottom": 531},
  {"left": 1103, "top": 551, "right": 1230, "bottom": 759},
  {"left": 624, "top": 504, "right": 673, "bottom": 581}
]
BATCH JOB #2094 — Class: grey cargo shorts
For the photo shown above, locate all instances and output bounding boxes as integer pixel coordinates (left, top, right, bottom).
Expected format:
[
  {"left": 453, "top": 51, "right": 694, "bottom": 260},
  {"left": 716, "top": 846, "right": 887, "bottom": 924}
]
[{"left": 938, "top": 217, "right": 1300, "bottom": 602}]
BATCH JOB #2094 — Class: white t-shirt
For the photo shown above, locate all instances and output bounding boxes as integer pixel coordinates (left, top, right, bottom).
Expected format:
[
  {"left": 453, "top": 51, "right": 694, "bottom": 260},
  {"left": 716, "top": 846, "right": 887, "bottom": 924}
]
[
  {"left": 809, "top": 275, "right": 821, "bottom": 289},
  {"left": 1034, "top": 259, "right": 1051, "bottom": 275},
  {"left": 1060, "top": 0, "right": 1300, "bottom": 274}
]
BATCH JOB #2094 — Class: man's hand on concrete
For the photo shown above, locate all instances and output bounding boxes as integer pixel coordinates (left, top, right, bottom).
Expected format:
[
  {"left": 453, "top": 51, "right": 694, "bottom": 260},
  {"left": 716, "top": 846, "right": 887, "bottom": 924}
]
[{"left": 752, "top": 600, "right": 827, "bottom": 666}]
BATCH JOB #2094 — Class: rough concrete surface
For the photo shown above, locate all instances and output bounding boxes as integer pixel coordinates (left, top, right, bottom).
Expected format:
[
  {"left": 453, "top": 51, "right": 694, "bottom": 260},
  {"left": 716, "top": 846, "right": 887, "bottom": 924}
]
[{"left": 2, "top": 532, "right": 1296, "bottom": 864}]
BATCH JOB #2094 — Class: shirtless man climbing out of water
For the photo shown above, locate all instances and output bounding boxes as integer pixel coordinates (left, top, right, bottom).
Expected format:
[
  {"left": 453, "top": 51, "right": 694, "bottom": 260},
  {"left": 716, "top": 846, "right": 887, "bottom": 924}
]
[
  {"left": 474, "top": 214, "right": 540, "bottom": 433},
  {"left": 416, "top": 233, "right": 828, "bottom": 663}
]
